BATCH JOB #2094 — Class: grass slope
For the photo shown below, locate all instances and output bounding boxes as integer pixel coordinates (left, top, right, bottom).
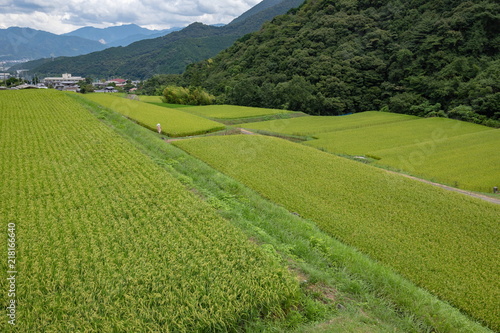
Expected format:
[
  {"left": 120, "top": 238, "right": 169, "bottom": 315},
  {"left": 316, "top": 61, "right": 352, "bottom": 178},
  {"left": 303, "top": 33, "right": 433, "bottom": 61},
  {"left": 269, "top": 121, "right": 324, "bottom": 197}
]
[
  {"left": 241, "top": 111, "right": 418, "bottom": 136},
  {"left": 82, "top": 93, "right": 225, "bottom": 137},
  {"left": 0, "top": 90, "right": 298, "bottom": 331},
  {"left": 173, "top": 134, "right": 500, "bottom": 331},
  {"left": 305, "top": 117, "right": 493, "bottom": 155}
]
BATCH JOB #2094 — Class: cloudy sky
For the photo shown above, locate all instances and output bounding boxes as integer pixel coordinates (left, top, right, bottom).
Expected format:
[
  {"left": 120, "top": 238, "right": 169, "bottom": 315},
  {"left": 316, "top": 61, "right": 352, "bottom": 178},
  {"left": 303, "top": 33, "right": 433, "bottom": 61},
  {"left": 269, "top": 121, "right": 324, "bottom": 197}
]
[{"left": 0, "top": 0, "right": 262, "bottom": 34}]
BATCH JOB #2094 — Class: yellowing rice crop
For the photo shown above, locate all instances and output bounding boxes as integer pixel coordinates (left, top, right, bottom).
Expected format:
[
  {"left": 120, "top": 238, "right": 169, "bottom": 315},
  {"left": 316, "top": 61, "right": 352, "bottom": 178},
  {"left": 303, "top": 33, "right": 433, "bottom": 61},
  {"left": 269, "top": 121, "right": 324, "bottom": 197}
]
[
  {"left": 173, "top": 134, "right": 500, "bottom": 330},
  {"left": 369, "top": 129, "right": 500, "bottom": 192},
  {"left": 185, "top": 104, "right": 296, "bottom": 119},
  {"left": 305, "top": 117, "right": 493, "bottom": 155},
  {"left": 241, "top": 111, "right": 418, "bottom": 136},
  {"left": 138, "top": 95, "right": 163, "bottom": 103},
  {"left": 83, "top": 93, "right": 225, "bottom": 137},
  {"left": 0, "top": 90, "right": 298, "bottom": 331}
]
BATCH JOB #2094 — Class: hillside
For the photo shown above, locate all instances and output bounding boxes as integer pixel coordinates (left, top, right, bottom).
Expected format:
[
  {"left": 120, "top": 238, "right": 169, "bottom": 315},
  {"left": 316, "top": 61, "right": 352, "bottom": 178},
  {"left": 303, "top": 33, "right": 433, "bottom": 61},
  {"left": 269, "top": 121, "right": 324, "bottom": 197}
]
[
  {"left": 22, "top": 0, "right": 306, "bottom": 79},
  {"left": 184, "top": 0, "right": 500, "bottom": 123},
  {"left": 0, "top": 27, "right": 106, "bottom": 61}
]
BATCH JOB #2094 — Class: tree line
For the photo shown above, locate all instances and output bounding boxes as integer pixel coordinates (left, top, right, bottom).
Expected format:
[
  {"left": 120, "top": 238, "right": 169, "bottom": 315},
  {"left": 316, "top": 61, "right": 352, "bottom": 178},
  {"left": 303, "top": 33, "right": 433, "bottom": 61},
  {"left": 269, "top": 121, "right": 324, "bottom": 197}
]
[{"left": 148, "top": 0, "right": 498, "bottom": 127}]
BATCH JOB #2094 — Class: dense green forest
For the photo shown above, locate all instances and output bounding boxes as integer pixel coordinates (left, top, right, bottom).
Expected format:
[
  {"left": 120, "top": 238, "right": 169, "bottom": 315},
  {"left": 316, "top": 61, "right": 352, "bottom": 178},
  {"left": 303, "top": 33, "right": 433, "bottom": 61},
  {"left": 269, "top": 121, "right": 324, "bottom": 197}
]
[
  {"left": 21, "top": 0, "right": 305, "bottom": 79},
  {"left": 182, "top": 0, "right": 500, "bottom": 124}
]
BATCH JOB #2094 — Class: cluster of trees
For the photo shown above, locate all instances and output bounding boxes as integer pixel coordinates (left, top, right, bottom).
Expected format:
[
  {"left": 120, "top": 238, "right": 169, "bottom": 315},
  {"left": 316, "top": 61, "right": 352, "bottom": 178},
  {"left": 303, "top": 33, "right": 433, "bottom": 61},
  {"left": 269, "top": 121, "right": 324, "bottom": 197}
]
[
  {"left": 1, "top": 77, "right": 25, "bottom": 87},
  {"left": 162, "top": 86, "right": 215, "bottom": 105},
  {"left": 178, "top": 0, "right": 499, "bottom": 126}
]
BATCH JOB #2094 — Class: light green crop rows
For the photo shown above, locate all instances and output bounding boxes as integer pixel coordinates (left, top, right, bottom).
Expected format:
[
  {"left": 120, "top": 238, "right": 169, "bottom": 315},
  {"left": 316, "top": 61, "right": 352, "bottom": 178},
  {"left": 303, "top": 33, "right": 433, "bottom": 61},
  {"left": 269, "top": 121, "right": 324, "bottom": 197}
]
[
  {"left": 0, "top": 90, "right": 298, "bottom": 331},
  {"left": 241, "top": 111, "right": 418, "bottom": 136},
  {"left": 138, "top": 95, "right": 163, "bottom": 103},
  {"left": 173, "top": 135, "right": 500, "bottom": 331},
  {"left": 305, "top": 117, "right": 493, "bottom": 155},
  {"left": 184, "top": 104, "right": 295, "bottom": 119},
  {"left": 83, "top": 93, "right": 225, "bottom": 137},
  {"left": 369, "top": 130, "right": 500, "bottom": 192}
]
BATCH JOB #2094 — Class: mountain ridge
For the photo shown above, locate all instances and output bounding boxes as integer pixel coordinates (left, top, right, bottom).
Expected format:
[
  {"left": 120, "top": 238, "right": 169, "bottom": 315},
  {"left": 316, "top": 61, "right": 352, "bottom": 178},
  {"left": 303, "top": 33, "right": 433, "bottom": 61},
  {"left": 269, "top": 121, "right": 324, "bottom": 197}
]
[
  {"left": 0, "top": 27, "right": 107, "bottom": 61},
  {"left": 63, "top": 24, "right": 183, "bottom": 47},
  {"left": 18, "top": 0, "right": 306, "bottom": 79}
]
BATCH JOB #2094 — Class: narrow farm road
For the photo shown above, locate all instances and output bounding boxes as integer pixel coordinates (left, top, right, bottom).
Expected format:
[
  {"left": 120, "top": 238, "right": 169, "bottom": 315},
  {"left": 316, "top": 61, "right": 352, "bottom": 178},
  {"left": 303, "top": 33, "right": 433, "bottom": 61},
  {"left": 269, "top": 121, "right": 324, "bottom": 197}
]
[
  {"left": 388, "top": 171, "right": 500, "bottom": 205},
  {"left": 239, "top": 128, "right": 256, "bottom": 135}
]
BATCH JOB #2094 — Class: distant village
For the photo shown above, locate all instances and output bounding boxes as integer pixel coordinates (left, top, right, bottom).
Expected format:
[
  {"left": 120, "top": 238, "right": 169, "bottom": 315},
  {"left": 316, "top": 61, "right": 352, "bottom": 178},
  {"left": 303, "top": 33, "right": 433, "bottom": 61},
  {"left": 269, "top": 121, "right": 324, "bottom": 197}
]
[{"left": 0, "top": 72, "right": 140, "bottom": 93}]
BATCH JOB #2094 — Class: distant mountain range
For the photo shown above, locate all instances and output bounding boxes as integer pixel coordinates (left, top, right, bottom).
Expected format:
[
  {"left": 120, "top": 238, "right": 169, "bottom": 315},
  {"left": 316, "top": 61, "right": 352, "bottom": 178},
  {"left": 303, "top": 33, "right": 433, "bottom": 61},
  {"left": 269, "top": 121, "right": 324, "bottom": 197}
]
[
  {"left": 62, "top": 24, "right": 183, "bottom": 47},
  {"left": 0, "top": 27, "right": 107, "bottom": 61},
  {"left": 14, "top": 0, "right": 306, "bottom": 79},
  {"left": 0, "top": 24, "right": 183, "bottom": 62}
]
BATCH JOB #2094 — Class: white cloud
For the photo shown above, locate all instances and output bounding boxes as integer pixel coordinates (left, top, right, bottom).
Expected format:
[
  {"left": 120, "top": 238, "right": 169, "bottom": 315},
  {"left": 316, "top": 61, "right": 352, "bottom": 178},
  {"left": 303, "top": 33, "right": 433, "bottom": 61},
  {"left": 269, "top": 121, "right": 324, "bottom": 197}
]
[{"left": 0, "top": 0, "right": 262, "bottom": 34}]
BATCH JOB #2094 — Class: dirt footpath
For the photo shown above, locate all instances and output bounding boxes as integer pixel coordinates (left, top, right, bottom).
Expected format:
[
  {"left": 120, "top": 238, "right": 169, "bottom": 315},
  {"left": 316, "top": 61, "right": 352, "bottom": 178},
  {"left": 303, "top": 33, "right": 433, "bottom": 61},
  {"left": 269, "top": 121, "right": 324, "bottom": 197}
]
[{"left": 392, "top": 171, "right": 500, "bottom": 205}]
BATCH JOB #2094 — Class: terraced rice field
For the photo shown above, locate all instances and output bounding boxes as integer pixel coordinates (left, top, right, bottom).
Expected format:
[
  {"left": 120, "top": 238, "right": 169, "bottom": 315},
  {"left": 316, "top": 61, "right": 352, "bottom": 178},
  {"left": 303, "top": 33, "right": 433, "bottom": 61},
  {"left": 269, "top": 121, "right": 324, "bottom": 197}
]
[
  {"left": 0, "top": 90, "right": 298, "bottom": 331},
  {"left": 369, "top": 129, "right": 500, "bottom": 192},
  {"left": 138, "top": 95, "right": 163, "bottom": 103},
  {"left": 305, "top": 117, "right": 493, "bottom": 155},
  {"left": 241, "top": 111, "right": 418, "bottom": 136},
  {"left": 184, "top": 105, "right": 296, "bottom": 119},
  {"left": 83, "top": 93, "right": 225, "bottom": 137},
  {"left": 173, "top": 134, "right": 500, "bottom": 330}
]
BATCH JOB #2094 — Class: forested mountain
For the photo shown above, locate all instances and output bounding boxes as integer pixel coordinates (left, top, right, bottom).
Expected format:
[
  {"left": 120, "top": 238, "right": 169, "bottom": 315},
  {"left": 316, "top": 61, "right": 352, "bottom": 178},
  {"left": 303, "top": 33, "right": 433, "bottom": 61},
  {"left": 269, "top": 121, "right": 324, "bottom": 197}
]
[
  {"left": 184, "top": 0, "right": 500, "bottom": 123},
  {"left": 22, "top": 0, "right": 306, "bottom": 79},
  {"left": 0, "top": 27, "right": 107, "bottom": 61}
]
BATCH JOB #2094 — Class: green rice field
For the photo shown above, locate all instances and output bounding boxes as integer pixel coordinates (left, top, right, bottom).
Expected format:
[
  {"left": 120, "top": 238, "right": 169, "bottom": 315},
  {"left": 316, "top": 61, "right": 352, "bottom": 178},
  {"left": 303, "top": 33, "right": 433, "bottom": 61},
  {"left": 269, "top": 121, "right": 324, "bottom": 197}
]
[
  {"left": 138, "top": 95, "right": 163, "bottom": 103},
  {"left": 0, "top": 90, "right": 298, "bottom": 331},
  {"left": 184, "top": 104, "right": 296, "bottom": 119},
  {"left": 369, "top": 129, "right": 500, "bottom": 192},
  {"left": 241, "top": 111, "right": 418, "bottom": 136},
  {"left": 173, "top": 134, "right": 500, "bottom": 330},
  {"left": 83, "top": 93, "right": 225, "bottom": 137},
  {"left": 305, "top": 117, "right": 493, "bottom": 155}
]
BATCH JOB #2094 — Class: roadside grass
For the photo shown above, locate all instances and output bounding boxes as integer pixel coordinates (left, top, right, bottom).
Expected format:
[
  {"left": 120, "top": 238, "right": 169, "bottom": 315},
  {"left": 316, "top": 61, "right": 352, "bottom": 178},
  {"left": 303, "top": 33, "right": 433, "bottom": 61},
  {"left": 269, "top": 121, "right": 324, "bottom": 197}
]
[
  {"left": 173, "top": 134, "right": 500, "bottom": 331},
  {"left": 71, "top": 93, "right": 495, "bottom": 333},
  {"left": 241, "top": 111, "right": 418, "bottom": 136},
  {"left": 81, "top": 93, "right": 225, "bottom": 137}
]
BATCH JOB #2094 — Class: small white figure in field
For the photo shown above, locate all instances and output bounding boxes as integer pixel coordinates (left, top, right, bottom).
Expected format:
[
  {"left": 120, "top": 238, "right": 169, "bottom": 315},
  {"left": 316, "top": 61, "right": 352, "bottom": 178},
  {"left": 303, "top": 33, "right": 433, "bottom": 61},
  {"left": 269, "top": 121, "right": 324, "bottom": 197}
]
[{"left": 156, "top": 123, "right": 162, "bottom": 134}]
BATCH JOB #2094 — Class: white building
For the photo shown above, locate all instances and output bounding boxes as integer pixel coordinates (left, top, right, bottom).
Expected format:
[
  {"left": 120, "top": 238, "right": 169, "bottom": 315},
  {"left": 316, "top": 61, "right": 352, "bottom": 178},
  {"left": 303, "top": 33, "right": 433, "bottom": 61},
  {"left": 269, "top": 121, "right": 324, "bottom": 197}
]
[
  {"left": 43, "top": 73, "right": 84, "bottom": 86},
  {"left": 0, "top": 73, "right": 10, "bottom": 80}
]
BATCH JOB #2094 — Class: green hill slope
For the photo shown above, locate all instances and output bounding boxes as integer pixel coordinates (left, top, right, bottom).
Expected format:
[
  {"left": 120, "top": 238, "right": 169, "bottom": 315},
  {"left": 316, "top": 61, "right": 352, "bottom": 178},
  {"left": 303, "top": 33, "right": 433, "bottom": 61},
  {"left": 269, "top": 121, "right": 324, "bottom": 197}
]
[{"left": 184, "top": 0, "right": 500, "bottom": 123}]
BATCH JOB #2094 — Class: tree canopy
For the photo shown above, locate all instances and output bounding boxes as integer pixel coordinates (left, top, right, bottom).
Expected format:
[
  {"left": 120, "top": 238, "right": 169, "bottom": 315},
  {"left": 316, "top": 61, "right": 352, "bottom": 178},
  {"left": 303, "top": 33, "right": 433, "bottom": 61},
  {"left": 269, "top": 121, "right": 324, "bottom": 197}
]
[{"left": 183, "top": 0, "right": 500, "bottom": 125}]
